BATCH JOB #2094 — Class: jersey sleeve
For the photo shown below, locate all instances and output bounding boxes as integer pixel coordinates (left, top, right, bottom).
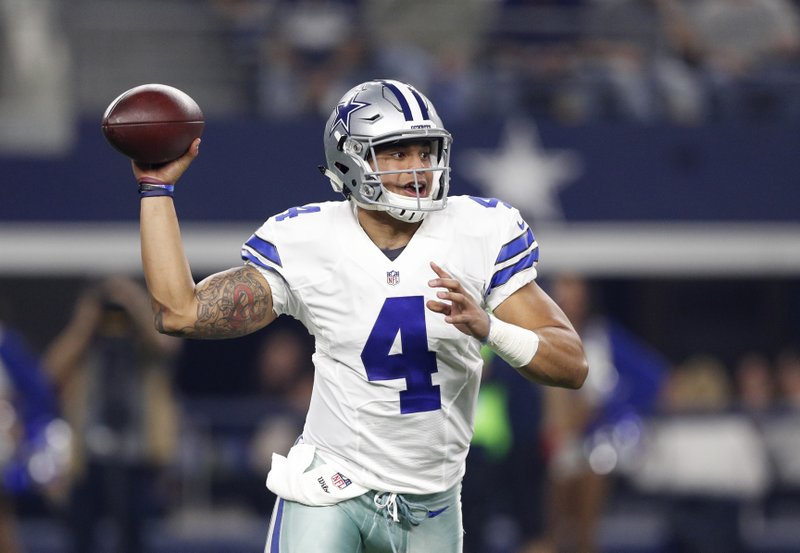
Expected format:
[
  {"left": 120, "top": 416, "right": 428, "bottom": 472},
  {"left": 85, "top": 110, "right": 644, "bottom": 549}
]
[
  {"left": 239, "top": 203, "right": 332, "bottom": 320},
  {"left": 240, "top": 217, "right": 295, "bottom": 317},
  {"left": 484, "top": 203, "right": 539, "bottom": 312}
]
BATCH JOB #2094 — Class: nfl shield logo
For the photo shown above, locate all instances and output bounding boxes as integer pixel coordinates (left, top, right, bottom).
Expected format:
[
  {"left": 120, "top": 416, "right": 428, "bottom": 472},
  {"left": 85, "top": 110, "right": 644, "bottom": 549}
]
[
  {"left": 386, "top": 270, "right": 400, "bottom": 286},
  {"left": 332, "top": 472, "right": 352, "bottom": 489}
]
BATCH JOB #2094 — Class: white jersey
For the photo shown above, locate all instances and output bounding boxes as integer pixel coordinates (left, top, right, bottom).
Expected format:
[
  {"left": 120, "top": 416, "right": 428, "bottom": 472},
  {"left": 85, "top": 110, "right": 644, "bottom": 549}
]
[{"left": 241, "top": 196, "right": 539, "bottom": 494}]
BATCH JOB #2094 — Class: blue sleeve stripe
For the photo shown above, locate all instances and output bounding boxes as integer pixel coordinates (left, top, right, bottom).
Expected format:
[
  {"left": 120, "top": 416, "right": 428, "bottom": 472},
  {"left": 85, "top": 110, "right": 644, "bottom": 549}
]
[
  {"left": 244, "top": 234, "right": 282, "bottom": 267},
  {"left": 241, "top": 248, "right": 280, "bottom": 272},
  {"left": 487, "top": 249, "right": 539, "bottom": 296},
  {"left": 495, "top": 228, "right": 536, "bottom": 265}
]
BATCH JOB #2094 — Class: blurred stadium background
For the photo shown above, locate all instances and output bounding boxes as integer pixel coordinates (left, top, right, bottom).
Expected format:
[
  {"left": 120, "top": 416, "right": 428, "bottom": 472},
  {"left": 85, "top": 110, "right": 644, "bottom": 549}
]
[{"left": 1, "top": 1, "right": 799, "bottom": 552}]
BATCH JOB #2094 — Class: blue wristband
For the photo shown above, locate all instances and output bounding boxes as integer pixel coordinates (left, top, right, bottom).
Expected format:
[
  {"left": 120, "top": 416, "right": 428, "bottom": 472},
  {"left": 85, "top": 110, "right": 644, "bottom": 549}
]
[
  {"left": 138, "top": 181, "right": 174, "bottom": 198},
  {"left": 139, "top": 177, "right": 175, "bottom": 198}
]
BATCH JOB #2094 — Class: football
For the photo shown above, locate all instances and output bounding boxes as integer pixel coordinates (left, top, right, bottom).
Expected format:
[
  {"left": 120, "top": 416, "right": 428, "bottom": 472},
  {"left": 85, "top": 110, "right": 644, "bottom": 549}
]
[{"left": 101, "top": 83, "right": 204, "bottom": 164}]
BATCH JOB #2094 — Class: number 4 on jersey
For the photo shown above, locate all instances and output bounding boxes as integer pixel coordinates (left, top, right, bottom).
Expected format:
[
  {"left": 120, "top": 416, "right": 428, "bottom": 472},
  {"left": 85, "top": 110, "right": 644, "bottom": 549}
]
[{"left": 361, "top": 296, "right": 441, "bottom": 414}]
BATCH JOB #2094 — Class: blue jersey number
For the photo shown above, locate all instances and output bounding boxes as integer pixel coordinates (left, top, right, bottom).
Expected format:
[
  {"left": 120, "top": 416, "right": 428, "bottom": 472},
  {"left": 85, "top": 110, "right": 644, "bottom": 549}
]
[
  {"left": 361, "top": 296, "right": 441, "bottom": 414},
  {"left": 275, "top": 205, "right": 321, "bottom": 221},
  {"left": 468, "top": 196, "right": 511, "bottom": 209}
]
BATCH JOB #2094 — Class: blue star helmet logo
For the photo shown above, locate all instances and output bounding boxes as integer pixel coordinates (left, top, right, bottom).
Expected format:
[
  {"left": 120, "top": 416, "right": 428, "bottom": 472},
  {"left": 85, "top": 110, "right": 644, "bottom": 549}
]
[{"left": 330, "top": 98, "right": 370, "bottom": 135}]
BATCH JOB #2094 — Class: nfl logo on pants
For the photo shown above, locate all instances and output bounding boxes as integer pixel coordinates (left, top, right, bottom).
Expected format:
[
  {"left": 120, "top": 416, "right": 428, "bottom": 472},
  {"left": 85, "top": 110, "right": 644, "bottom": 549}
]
[{"left": 386, "top": 270, "right": 400, "bottom": 286}]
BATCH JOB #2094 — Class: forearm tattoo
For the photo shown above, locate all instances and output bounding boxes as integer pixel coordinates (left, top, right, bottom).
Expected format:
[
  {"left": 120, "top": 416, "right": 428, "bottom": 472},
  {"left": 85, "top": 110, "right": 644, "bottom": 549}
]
[{"left": 169, "top": 266, "right": 272, "bottom": 339}]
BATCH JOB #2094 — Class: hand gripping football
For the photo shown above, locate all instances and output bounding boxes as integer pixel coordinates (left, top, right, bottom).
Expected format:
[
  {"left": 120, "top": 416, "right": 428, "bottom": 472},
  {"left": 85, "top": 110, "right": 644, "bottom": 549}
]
[{"left": 101, "top": 83, "right": 204, "bottom": 164}]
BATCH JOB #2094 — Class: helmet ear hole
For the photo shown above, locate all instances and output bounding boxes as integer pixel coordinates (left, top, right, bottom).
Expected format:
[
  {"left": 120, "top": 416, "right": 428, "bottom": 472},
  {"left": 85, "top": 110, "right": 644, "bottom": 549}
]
[{"left": 335, "top": 162, "right": 350, "bottom": 174}]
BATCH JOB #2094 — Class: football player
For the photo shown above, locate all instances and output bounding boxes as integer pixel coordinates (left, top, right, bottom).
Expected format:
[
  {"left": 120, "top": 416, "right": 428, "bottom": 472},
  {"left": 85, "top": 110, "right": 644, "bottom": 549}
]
[{"left": 132, "top": 79, "right": 588, "bottom": 552}]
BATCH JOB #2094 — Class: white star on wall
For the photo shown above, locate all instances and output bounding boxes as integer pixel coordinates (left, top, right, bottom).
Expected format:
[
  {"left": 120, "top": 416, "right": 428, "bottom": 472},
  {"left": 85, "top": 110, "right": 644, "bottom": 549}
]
[{"left": 459, "top": 120, "right": 582, "bottom": 222}]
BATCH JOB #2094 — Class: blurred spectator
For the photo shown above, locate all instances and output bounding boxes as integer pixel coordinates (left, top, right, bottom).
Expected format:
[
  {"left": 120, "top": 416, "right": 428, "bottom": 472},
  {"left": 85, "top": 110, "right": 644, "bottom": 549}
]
[
  {"left": 253, "top": 325, "right": 313, "bottom": 408},
  {"left": 43, "top": 276, "right": 182, "bottom": 553},
  {"left": 462, "top": 348, "right": 546, "bottom": 553},
  {"left": 484, "top": 0, "right": 585, "bottom": 120},
  {"left": 211, "top": 0, "right": 800, "bottom": 123},
  {"left": 661, "top": 353, "right": 732, "bottom": 413},
  {"left": 734, "top": 351, "right": 776, "bottom": 412},
  {"left": 775, "top": 346, "right": 800, "bottom": 407},
  {"left": 247, "top": 325, "right": 313, "bottom": 513},
  {"left": 0, "top": 320, "right": 66, "bottom": 553},
  {"left": 560, "top": 0, "right": 705, "bottom": 123},
  {"left": 0, "top": 0, "right": 74, "bottom": 154},
  {"left": 533, "top": 274, "right": 667, "bottom": 553},
  {"left": 210, "top": 0, "right": 278, "bottom": 111},
  {"left": 362, "top": 0, "right": 495, "bottom": 122},
  {"left": 560, "top": 0, "right": 658, "bottom": 122},
  {"left": 658, "top": 0, "right": 800, "bottom": 121},
  {"left": 760, "top": 347, "right": 800, "bottom": 516},
  {"left": 255, "top": 0, "right": 368, "bottom": 119},
  {"left": 636, "top": 354, "right": 769, "bottom": 553}
]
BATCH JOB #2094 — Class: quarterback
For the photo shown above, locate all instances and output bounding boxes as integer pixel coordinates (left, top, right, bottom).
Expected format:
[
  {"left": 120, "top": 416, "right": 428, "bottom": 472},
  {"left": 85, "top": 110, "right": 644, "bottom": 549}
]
[{"left": 132, "top": 79, "right": 587, "bottom": 552}]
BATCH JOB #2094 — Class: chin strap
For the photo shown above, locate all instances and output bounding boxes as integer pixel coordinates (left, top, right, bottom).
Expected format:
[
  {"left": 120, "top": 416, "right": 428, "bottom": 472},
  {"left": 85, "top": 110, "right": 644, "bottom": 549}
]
[
  {"left": 320, "top": 164, "right": 429, "bottom": 223},
  {"left": 318, "top": 165, "right": 345, "bottom": 195}
]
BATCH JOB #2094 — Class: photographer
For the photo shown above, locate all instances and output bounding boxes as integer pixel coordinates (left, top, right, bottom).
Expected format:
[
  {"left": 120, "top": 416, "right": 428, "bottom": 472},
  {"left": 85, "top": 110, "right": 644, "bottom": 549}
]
[{"left": 44, "top": 276, "right": 181, "bottom": 553}]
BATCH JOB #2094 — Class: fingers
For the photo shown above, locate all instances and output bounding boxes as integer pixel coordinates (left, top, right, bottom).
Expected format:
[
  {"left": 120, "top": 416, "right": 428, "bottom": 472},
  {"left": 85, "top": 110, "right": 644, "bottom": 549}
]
[
  {"left": 181, "top": 137, "right": 201, "bottom": 163},
  {"left": 428, "top": 262, "right": 467, "bottom": 308},
  {"left": 435, "top": 289, "right": 467, "bottom": 305},
  {"left": 428, "top": 261, "right": 491, "bottom": 340},
  {"left": 131, "top": 138, "right": 201, "bottom": 184},
  {"left": 428, "top": 263, "right": 473, "bottom": 325},
  {"left": 428, "top": 261, "right": 463, "bottom": 293},
  {"left": 430, "top": 261, "right": 449, "bottom": 278},
  {"left": 428, "top": 291, "right": 468, "bottom": 309},
  {"left": 429, "top": 262, "right": 460, "bottom": 289},
  {"left": 426, "top": 299, "right": 450, "bottom": 316},
  {"left": 426, "top": 299, "right": 467, "bottom": 325}
]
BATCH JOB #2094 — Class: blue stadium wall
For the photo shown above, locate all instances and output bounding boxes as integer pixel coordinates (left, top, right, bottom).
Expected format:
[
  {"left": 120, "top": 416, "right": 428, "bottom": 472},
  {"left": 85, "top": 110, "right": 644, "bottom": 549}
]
[{"left": 1, "top": 118, "right": 798, "bottom": 224}]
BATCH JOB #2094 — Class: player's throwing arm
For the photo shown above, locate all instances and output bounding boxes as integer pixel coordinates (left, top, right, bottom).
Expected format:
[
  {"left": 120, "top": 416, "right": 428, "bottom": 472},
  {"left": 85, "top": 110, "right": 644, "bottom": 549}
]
[{"left": 100, "top": 84, "right": 276, "bottom": 340}]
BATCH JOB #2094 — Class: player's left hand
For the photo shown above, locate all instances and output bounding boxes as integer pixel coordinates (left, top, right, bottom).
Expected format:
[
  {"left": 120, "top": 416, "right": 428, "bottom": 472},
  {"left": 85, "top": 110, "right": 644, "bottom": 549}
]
[{"left": 427, "top": 261, "right": 490, "bottom": 342}]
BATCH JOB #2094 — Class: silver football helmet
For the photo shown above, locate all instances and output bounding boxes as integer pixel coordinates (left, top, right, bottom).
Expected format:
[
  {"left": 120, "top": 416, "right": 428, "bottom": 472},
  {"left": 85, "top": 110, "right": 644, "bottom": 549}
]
[{"left": 321, "top": 80, "right": 452, "bottom": 223}]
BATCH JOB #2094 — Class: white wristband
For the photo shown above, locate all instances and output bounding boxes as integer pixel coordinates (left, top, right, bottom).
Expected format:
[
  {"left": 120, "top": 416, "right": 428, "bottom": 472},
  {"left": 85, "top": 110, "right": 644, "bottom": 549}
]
[{"left": 485, "top": 314, "right": 540, "bottom": 368}]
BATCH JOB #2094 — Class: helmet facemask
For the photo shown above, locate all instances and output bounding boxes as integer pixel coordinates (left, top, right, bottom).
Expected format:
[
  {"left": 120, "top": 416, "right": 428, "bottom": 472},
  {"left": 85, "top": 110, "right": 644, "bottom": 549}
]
[{"left": 346, "top": 135, "right": 451, "bottom": 223}]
